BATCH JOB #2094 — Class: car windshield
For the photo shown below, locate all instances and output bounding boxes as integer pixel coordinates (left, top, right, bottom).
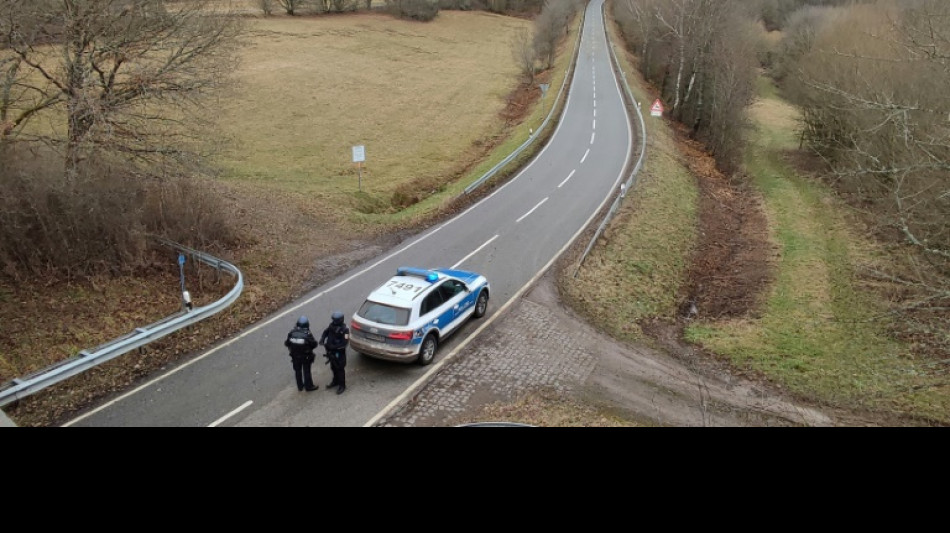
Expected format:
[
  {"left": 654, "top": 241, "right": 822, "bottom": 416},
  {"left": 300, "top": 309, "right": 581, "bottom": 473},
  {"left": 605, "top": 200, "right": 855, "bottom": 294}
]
[{"left": 358, "top": 300, "right": 410, "bottom": 326}]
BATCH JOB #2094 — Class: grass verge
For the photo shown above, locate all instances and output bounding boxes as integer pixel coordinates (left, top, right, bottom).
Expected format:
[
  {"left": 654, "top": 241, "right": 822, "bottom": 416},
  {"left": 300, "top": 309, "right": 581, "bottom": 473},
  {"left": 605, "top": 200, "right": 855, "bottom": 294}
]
[{"left": 559, "top": 19, "right": 699, "bottom": 343}]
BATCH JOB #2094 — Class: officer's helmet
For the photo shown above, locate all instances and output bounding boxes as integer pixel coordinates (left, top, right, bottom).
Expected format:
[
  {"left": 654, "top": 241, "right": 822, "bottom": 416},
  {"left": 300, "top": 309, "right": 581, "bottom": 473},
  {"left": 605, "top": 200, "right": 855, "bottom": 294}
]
[
  {"left": 331, "top": 311, "right": 344, "bottom": 324},
  {"left": 296, "top": 316, "right": 310, "bottom": 329}
]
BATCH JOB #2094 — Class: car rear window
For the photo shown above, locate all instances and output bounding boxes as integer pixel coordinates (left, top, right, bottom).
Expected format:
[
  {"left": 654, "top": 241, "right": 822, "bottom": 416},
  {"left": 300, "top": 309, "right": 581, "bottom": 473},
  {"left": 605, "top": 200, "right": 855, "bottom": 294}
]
[{"left": 358, "top": 300, "right": 411, "bottom": 326}]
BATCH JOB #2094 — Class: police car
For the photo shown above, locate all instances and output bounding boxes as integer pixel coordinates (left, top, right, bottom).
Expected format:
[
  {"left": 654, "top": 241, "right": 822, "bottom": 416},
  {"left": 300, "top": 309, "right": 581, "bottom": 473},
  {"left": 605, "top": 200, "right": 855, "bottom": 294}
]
[{"left": 349, "top": 267, "right": 490, "bottom": 366}]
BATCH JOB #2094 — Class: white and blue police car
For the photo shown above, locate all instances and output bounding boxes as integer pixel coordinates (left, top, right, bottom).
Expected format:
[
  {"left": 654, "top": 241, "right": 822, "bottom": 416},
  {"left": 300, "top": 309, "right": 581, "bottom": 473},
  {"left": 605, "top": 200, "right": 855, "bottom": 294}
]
[{"left": 349, "top": 267, "right": 490, "bottom": 366}]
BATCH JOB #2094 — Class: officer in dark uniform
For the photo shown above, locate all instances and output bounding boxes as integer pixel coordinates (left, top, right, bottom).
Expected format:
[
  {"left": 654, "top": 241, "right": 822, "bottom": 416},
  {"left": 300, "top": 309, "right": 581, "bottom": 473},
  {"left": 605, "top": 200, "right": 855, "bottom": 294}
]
[
  {"left": 320, "top": 311, "right": 349, "bottom": 395},
  {"left": 285, "top": 315, "right": 318, "bottom": 392}
]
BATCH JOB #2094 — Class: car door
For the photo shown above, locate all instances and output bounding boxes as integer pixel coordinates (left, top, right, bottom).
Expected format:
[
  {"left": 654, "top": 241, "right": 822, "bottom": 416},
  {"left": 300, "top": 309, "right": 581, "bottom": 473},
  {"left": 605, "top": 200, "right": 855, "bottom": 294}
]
[
  {"left": 419, "top": 288, "right": 447, "bottom": 336},
  {"left": 437, "top": 279, "right": 470, "bottom": 336}
]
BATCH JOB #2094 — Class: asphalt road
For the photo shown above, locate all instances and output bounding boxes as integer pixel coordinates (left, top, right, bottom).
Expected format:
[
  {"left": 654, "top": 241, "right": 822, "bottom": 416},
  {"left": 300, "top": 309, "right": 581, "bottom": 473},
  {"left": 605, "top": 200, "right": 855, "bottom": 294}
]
[{"left": 63, "top": 0, "right": 634, "bottom": 427}]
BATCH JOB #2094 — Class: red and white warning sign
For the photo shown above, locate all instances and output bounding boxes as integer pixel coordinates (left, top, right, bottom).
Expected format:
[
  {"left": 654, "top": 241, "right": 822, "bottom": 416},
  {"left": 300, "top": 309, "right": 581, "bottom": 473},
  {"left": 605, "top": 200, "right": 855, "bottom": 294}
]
[{"left": 650, "top": 99, "right": 664, "bottom": 117}]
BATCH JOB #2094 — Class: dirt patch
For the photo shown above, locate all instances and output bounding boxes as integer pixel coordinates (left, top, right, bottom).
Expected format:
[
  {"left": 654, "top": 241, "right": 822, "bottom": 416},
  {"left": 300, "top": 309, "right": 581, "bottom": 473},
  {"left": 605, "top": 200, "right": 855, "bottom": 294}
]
[
  {"left": 500, "top": 71, "right": 552, "bottom": 127},
  {"left": 673, "top": 125, "right": 776, "bottom": 321}
]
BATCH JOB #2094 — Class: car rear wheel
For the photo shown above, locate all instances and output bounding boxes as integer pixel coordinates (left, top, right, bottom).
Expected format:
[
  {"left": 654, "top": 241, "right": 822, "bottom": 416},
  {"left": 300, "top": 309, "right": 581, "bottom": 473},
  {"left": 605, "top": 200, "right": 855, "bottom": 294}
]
[
  {"left": 474, "top": 290, "right": 489, "bottom": 318},
  {"left": 418, "top": 334, "right": 438, "bottom": 366}
]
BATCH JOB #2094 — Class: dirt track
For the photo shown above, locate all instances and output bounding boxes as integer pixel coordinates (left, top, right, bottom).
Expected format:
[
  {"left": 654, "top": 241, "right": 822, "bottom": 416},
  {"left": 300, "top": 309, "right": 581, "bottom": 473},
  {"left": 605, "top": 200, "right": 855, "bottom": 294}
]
[{"left": 376, "top": 267, "right": 892, "bottom": 427}]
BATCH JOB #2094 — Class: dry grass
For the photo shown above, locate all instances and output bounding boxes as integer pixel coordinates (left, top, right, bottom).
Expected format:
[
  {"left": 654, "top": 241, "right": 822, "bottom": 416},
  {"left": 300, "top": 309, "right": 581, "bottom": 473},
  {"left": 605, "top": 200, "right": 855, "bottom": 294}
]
[
  {"left": 1, "top": 9, "right": 576, "bottom": 426},
  {"left": 213, "top": 11, "right": 532, "bottom": 224}
]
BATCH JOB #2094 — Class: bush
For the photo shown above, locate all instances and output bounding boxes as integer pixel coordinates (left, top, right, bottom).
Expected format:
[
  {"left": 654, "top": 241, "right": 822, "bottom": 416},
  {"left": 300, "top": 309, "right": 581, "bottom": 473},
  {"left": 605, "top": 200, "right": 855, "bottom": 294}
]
[
  {"left": 438, "top": 0, "right": 487, "bottom": 10},
  {"left": 0, "top": 145, "right": 239, "bottom": 280},
  {"left": 388, "top": 0, "right": 440, "bottom": 21}
]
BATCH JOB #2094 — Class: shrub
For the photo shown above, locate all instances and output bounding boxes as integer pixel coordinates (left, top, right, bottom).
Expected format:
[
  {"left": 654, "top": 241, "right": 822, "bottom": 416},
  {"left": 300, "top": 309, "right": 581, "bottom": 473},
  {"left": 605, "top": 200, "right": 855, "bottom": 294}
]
[
  {"left": 0, "top": 145, "right": 239, "bottom": 280},
  {"left": 388, "top": 0, "right": 440, "bottom": 21}
]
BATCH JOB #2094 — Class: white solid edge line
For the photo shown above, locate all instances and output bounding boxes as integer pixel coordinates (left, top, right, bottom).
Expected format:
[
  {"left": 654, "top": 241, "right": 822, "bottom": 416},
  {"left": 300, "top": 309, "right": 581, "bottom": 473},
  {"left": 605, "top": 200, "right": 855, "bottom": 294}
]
[
  {"left": 452, "top": 235, "right": 499, "bottom": 270},
  {"left": 516, "top": 197, "right": 549, "bottom": 223},
  {"left": 366, "top": 4, "right": 637, "bottom": 427},
  {"left": 208, "top": 400, "right": 253, "bottom": 428}
]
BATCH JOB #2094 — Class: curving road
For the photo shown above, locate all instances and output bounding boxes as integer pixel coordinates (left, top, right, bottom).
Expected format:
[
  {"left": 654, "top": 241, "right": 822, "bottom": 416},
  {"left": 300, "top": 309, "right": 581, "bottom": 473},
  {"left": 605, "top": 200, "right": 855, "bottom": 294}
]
[{"left": 64, "top": 0, "right": 635, "bottom": 427}]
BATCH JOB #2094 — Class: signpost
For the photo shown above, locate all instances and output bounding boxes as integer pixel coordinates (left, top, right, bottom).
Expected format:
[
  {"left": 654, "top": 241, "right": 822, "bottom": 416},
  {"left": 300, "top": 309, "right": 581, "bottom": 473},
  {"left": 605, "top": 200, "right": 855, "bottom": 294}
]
[
  {"left": 178, "top": 253, "right": 191, "bottom": 311},
  {"left": 650, "top": 99, "right": 664, "bottom": 117},
  {"left": 539, "top": 83, "right": 550, "bottom": 117},
  {"left": 352, "top": 145, "right": 366, "bottom": 192}
]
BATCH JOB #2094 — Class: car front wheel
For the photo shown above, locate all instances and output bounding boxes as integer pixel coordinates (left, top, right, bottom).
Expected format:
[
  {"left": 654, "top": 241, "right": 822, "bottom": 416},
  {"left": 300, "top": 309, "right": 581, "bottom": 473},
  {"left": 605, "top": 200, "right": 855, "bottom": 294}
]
[
  {"left": 418, "top": 334, "right": 438, "bottom": 366},
  {"left": 474, "top": 290, "right": 489, "bottom": 318}
]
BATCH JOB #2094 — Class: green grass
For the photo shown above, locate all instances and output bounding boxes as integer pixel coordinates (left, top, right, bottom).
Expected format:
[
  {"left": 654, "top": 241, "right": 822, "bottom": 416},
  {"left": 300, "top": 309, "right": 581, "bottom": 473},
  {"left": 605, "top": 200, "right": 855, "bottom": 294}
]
[
  {"left": 561, "top": 21, "right": 699, "bottom": 342},
  {"left": 684, "top": 80, "right": 949, "bottom": 423}
]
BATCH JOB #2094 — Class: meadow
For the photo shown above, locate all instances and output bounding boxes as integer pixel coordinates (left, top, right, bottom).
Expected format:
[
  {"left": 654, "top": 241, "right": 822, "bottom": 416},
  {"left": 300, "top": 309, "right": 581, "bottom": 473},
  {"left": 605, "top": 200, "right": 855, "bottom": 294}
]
[{"left": 212, "top": 10, "right": 538, "bottom": 227}]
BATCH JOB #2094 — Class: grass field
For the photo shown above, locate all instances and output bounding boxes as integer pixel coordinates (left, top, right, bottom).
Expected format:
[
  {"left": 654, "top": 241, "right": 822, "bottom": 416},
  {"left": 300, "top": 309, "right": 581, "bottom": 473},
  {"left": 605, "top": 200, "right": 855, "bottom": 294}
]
[
  {"left": 213, "top": 10, "right": 536, "bottom": 228},
  {"left": 684, "top": 83, "right": 949, "bottom": 424}
]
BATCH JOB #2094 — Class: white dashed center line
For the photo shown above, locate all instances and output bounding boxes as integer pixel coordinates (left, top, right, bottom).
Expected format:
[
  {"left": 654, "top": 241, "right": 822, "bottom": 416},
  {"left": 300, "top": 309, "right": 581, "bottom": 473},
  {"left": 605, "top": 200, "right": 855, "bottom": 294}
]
[
  {"left": 452, "top": 235, "right": 499, "bottom": 269},
  {"left": 516, "top": 198, "right": 549, "bottom": 223},
  {"left": 559, "top": 170, "right": 576, "bottom": 188},
  {"left": 209, "top": 400, "right": 253, "bottom": 427}
]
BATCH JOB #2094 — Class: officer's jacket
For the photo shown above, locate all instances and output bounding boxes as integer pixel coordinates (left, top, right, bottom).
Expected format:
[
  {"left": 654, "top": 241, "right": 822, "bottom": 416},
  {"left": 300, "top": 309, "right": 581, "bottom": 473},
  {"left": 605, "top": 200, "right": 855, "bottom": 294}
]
[
  {"left": 321, "top": 324, "right": 349, "bottom": 351},
  {"left": 285, "top": 327, "right": 317, "bottom": 358}
]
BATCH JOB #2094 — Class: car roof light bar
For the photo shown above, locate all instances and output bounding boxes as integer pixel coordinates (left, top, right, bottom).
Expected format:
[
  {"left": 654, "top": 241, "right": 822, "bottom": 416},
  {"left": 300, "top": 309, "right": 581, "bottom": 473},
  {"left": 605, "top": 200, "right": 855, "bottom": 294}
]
[{"left": 396, "top": 267, "right": 440, "bottom": 283}]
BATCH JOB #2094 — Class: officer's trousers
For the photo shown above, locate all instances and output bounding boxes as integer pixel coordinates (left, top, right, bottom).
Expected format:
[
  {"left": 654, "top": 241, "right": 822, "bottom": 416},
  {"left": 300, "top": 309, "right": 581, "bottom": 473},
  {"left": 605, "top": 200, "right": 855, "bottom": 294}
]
[
  {"left": 327, "top": 348, "right": 346, "bottom": 387},
  {"left": 292, "top": 355, "right": 315, "bottom": 390}
]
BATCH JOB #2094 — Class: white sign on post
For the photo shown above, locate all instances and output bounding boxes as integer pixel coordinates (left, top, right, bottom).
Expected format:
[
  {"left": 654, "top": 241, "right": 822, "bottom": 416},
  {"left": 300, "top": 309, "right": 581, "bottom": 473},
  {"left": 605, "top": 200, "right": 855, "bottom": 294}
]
[
  {"left": 352, "top": 145, "right": 365, "bottom": 163},
  {"left": 352, "top": 145, "right": 366, "bottom": 191}
]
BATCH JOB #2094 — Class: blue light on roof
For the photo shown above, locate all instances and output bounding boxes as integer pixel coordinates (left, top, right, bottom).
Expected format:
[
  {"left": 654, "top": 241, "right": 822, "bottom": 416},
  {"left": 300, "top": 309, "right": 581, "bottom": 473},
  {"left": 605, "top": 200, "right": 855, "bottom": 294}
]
[{"left": 396, "top": 267, "right": 440, "bottom": 283}]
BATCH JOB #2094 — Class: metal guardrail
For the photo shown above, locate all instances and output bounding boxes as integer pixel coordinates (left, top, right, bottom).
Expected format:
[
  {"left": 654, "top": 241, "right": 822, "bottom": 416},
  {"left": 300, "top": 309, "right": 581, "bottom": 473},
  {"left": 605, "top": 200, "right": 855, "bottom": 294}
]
[
  {"left": 573, "top": 2, "right": 648, "bottom": 278},
  {"left": 0, "top": 240, "right": 244, "bottom": 407},
  {"left": 462, "top": 7, "right": 586, "bottom": 196}
]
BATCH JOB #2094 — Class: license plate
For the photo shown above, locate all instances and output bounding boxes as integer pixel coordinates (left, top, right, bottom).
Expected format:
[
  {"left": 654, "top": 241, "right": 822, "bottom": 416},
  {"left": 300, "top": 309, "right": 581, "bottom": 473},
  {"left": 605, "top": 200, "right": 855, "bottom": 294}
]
[{"left": 365, "top": 333, "right": 386, "bottom": 342}]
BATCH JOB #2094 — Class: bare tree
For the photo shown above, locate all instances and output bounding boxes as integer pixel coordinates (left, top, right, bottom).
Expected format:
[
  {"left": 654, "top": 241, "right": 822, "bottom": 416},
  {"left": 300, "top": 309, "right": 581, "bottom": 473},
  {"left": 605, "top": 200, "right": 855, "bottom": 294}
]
[
  {"left": 278, "top": 0, "right": 308, "bottom": 15},
  {"left": 512, "top": 27, "right": 536, "bottom": 84},
  {"left": 789, "top": 0, "right": 949, "bottom": 261},
  {"left": 613, "top": 0, "right": 757, "bottom": 171},
  {"left": 533, "top": 0, "right": 576, "bottom": 70},
  {"left": 0, "top": 0, "right": 243, "bottom": 181},
  {"left": 615, "top": 0, "right": 663, "bottom": 71},
  {"left": 775, "top": 0, "right": 949, "bottom": 352}
]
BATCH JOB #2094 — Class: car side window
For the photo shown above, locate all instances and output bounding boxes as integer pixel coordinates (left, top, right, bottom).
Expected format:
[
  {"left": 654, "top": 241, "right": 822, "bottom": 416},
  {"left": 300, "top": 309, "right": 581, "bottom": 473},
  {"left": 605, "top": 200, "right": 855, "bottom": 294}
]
[
  {"left": 439, "top": 280, "right": 465, "bottom": 301},
  {"left": 421, "top": 289, "right": 445, "bottom": 316}
]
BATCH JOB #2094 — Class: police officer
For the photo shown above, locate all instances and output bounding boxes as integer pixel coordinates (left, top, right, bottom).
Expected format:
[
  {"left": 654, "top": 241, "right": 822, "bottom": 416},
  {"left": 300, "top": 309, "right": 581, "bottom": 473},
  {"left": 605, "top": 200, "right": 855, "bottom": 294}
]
[
  {"left": 285, "top": 315, "right": 318, "bottom": 392},
  {"left": 320, "top": 311, "right": 349, "bottom": 395}
]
